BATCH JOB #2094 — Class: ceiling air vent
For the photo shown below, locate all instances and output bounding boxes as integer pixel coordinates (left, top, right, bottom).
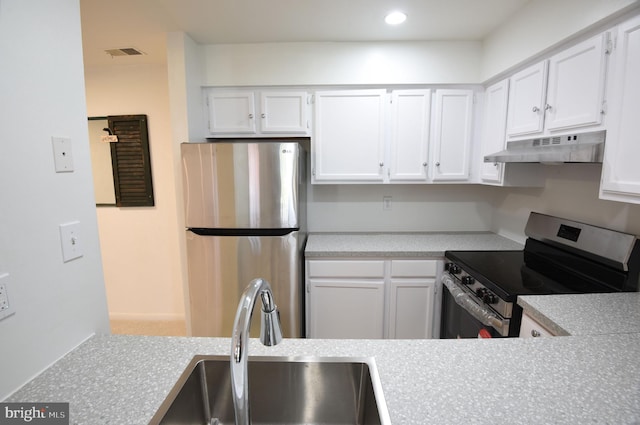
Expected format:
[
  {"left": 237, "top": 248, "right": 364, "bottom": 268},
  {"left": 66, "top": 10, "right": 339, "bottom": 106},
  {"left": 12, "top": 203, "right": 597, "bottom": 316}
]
[{"left": 105, "top": 47, "right": 145, "bottom": 58}]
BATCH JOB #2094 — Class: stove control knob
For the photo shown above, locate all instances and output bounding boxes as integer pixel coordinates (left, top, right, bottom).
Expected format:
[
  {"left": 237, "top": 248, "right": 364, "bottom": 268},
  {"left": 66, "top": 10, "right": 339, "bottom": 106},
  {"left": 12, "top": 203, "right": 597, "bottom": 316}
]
[
  {"left": 483, "top": 292, "right": 498, "bottom": 305},
  {"left": 445, "top": 263, "right": 461, "bottom": 274},
  {"left": 461, "top": 276, "right": 475, "bottom": 285},
  {"left": 475, "top": 288, "right": 487, "bottom": 297}
]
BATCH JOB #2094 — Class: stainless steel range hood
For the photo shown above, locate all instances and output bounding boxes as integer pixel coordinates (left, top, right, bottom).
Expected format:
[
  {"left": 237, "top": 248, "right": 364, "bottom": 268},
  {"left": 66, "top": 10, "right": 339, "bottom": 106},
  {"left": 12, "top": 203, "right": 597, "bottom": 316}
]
[{"left": 484, "top": 130, "right": 605, "bottom": 164}]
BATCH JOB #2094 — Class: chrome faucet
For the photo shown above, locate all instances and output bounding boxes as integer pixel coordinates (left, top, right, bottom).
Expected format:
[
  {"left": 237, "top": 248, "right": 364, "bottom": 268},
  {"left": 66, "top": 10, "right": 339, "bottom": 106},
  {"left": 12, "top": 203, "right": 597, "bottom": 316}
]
[{"left": 230, "top": 278, "right": 283, "bottom": 425}]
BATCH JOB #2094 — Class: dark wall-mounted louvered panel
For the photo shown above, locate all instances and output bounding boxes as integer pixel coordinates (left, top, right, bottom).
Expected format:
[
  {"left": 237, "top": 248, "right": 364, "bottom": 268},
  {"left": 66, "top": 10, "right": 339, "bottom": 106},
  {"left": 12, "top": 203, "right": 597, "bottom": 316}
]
[{"left": 108, "top": 115, "right": 154, "bottom": 207}]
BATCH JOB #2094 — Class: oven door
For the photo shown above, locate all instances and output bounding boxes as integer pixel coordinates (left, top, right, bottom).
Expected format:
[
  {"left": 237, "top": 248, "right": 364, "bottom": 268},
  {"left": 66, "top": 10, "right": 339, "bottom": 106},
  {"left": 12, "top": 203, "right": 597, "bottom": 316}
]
[{"left": 440, "top": 274, "right": 510, "bottom": 338}]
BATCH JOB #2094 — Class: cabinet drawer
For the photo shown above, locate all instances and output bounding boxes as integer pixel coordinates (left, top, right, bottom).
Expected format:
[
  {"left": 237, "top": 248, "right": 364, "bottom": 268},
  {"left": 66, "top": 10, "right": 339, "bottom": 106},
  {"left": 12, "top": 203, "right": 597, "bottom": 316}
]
[
  {"left": 307, "top": 260, "right": 385, "bottom": 278},
  {"left": 390, "top": 260, "right": 437, "bottom": 277},
  {"left": 519, "top": 313, "right": 555, "bottom": 338}
]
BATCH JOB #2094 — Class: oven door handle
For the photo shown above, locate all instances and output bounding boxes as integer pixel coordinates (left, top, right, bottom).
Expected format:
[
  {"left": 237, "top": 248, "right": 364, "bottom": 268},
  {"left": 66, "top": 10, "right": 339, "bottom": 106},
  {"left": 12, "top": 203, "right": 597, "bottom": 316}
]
[{"left": 442, "top": 275, "right": 507, "bottom": 330}]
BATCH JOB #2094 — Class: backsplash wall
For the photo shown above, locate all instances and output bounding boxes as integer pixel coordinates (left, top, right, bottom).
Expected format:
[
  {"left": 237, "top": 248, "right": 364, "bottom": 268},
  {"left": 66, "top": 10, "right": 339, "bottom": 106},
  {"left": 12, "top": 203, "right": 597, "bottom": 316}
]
[
  {"left": 307, "top": 184, "right": 496, "bottom": 233},
  {"left": 307, "top": 164, "right": 640, "bottom": 240},
  {"left": 491, "top": 164, "right": 640, "bottom": 243}
]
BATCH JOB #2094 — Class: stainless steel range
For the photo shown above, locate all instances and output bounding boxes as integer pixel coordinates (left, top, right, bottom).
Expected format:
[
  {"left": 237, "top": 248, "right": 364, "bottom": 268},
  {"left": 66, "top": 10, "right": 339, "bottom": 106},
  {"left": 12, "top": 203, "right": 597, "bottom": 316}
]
[{"left": 441, "top": 212, "right": 640, "bottom": 338}]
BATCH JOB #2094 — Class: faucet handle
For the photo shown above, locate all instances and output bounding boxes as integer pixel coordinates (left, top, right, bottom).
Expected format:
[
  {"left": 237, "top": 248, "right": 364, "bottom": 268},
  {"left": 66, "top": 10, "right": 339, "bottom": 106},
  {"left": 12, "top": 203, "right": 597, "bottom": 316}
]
[{"left": 260, "top": 308, "right": 283, "bottom": 346}]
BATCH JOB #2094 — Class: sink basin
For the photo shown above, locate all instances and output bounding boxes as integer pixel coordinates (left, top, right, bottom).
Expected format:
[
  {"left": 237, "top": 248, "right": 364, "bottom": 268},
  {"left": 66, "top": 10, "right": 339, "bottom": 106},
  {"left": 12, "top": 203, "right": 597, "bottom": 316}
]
[{"left": 150, "top": 355, "right": 390, "bottom": 425}]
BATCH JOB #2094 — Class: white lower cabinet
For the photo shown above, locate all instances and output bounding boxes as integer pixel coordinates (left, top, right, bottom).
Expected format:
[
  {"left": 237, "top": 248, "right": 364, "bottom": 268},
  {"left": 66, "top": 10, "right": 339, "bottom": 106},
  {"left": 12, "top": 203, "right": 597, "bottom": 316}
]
[
  {"left": 387, "top": 279, "right": 435, "bottom": 339},
  {"left": 306, "top": 258, "right": 440, "bottom": 339},
  {"left": 308, "top": 279, "right": 385, "bottom": 339},
  {"left": 519, "top": 313, "right": 556, "bottom": 338}
]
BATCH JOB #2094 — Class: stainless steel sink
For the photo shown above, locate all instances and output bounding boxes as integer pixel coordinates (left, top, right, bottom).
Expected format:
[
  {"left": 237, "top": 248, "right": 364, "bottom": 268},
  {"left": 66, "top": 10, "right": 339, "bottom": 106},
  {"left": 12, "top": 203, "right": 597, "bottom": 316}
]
[{"left": 150, "top": 355, "right": 391, "bottom": 425}]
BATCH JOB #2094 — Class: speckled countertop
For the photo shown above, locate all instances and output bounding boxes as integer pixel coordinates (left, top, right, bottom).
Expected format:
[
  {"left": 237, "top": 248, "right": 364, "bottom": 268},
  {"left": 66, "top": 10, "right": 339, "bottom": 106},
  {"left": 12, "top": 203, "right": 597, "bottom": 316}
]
[
  {"left": 518, "top": 293, "right": 640, "bottom": 336},
  {"left": 304, "top": 232, "right": 524, "bottom": 257},
  {"left": 7, "top": 334, "right": 640, "bottom": 424}
]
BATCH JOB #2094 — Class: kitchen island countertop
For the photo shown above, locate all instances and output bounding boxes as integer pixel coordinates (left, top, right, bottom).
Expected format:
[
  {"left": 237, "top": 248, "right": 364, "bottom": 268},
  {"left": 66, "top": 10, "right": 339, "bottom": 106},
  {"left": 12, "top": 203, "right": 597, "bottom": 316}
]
[
  {"left": 305, "top": 232, "right": 524, "bottom": 257},
  {"left": 518, "top": 292, "right": 640, "bottom": 336},
  {"left": 7, "top": 333, "right": 640, "bottom": 424}
]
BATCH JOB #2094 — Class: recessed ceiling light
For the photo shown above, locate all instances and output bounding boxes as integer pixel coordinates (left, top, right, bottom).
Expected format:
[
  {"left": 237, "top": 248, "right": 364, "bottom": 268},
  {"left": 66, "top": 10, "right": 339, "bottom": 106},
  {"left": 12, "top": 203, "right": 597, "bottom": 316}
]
[{"left": 385, "top": 11, "right": 407, "bottom": 25}]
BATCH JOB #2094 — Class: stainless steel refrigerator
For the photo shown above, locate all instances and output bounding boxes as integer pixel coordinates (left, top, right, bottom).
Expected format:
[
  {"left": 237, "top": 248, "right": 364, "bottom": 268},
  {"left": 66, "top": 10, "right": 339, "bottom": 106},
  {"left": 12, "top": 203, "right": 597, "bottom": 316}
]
[{"left": 181, "top": 141, "right": 306, "bottom": 337}]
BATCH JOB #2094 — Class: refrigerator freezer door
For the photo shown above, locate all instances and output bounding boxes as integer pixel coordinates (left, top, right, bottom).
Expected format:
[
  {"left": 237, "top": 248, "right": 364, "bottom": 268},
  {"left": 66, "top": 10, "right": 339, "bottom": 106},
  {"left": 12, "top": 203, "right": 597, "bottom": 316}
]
[
  {"left": 186, "top": 230, "right": 304, "bottom": 337},
  {"left": 182, "top": 142, "right": 302, "bottom": 229}
]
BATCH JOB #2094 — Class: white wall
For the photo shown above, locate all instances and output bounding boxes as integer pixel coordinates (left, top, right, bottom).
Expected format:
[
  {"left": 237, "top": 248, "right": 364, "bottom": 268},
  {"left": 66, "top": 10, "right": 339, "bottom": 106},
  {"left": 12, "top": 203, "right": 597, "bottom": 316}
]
[
  {"left": 186, "top": 39, "right": 491, "bottom": 235},
  {"left": 0, "top": 0, "right": 110, "bottom": 399},
  {"left": 481, "top": 0, "right": 639, "bottom": 81},
  {"left": 203, "top": 41, "right": 483, "bottom": 86},
  {"left": 84, "top": 64, "right": 185, "bottom": 321},
  {"left": 308, "top": 184, "right": 496, "bottom": 232},
  {"left": 170, "top": 5, "right": 640, "bottom": 241},
  {"left": 166, "top": 32, "right": 209, "bottom": 334},
  {"left": 483, "top": 2, "right": 640, "bottom": 240},
  {"left": 491, "top": 165, "right": 640, "bottom": 243}
]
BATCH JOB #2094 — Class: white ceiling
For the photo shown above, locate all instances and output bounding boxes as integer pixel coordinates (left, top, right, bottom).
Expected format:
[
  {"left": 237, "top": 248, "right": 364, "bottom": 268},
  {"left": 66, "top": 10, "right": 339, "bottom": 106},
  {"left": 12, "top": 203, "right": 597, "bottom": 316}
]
[{"left": 80, "top": 0, "right": 530, "bottom": 67}]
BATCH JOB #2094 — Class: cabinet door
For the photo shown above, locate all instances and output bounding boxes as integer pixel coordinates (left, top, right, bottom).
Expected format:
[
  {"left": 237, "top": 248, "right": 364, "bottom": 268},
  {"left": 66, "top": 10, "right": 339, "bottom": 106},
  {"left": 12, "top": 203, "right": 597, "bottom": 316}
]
[
  {"left": 545, "top": 33, "right": 608, "bottom": 131},
  {"left": 313, "top": 90, "right": 386, "bottom": 183},
  {"left": 388, "top": 90, "right": 431, "bottom": 182},
  {"left": 506, "top": 61, "right": 548, "bottom": 137},
  {"left": 387, "top": 279, "right": 435, "bottom": 339},
  {"left": 260, "top": 91, "right": 309, "bottom": 134},
  {"left": 519, "top": 313, "right": 555, "bottom": 338},
  {"left": 206, "top": 91, "right": 256, "bottom": 134},
  {"left": 431, "top": 89, "right": 474, "bottom": 181},
  {"left": 480, "top": 80, "right": 509, "bottom": 184},
  {"left": 600, "top": 16, "right": 640, "bottom": 202},
  {"left": 308, "top": 279, "right": 385, "bottom": 339}
]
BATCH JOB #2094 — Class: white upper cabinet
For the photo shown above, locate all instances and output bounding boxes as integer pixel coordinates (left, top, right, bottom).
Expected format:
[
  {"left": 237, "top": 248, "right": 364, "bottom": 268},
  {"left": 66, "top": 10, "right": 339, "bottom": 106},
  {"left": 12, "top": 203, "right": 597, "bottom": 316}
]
[
  {"left": 388, "top": 89, "right": 431, "bottom": 182},
  {"left": 313, "top": 88, "right": 473, "bottom": 184},
  {"left": 431, "top": 89, "right": 474, "bottom": 181},
  {"left": 545, "top": 34, "right": 608, "bottom": 131},
  {"left": 479, "top": 79, "right": 546, "bottom": 188},
  {"left": 260, "top": 91, "right": 309, "bottom": 133},
  {"left": 313, "top": 89, "right": 387, "bottom": 183},
  {"left": 205, "top": 89, "right": 309, "bottom": 136},
  {"left": 506, "top": 61, "right": 548, "bottom": 137},
  {"left": 506, "top": 32, "right": 609, "bottom": 139},
  {"left": 206, "top": 90, "right": 257, "bottom": 134},
  {"left": 600, "top": 15, "right": 640, "bottom": 204},
  {"left": 480, "top": 80, "right": 509, "bottom": 184}
]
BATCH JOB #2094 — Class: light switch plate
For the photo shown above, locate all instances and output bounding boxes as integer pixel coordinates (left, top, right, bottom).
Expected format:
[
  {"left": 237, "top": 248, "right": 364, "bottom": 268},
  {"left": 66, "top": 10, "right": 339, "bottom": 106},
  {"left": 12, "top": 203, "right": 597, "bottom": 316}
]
[
  {"left": 59, "top": 221, "right": 83, "bottom": 262},
  {"left": 52, "top": 137, "right": 74, "bottom": 172},
  {"left": 383, "top": 196, "right": 392, "bottom": 211},
  {"left": 0, "top": 273, "right": 16, "bottom": 321}
]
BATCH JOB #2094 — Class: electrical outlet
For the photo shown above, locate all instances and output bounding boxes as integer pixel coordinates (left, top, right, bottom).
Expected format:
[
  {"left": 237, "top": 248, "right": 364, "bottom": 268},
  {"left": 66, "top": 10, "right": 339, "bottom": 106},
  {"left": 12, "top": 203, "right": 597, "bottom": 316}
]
[
  {"left": 59, "top": 221, "right": 83, "bottom": 262},
  {"left": 52, "top": 136, "right": 74, "bottom": 172},
  {"left": 0, "top": 273, "right": 16, "bottom": 321},
  {"left": 383, "top": 196, "right": 392, "bottom": 211}
]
